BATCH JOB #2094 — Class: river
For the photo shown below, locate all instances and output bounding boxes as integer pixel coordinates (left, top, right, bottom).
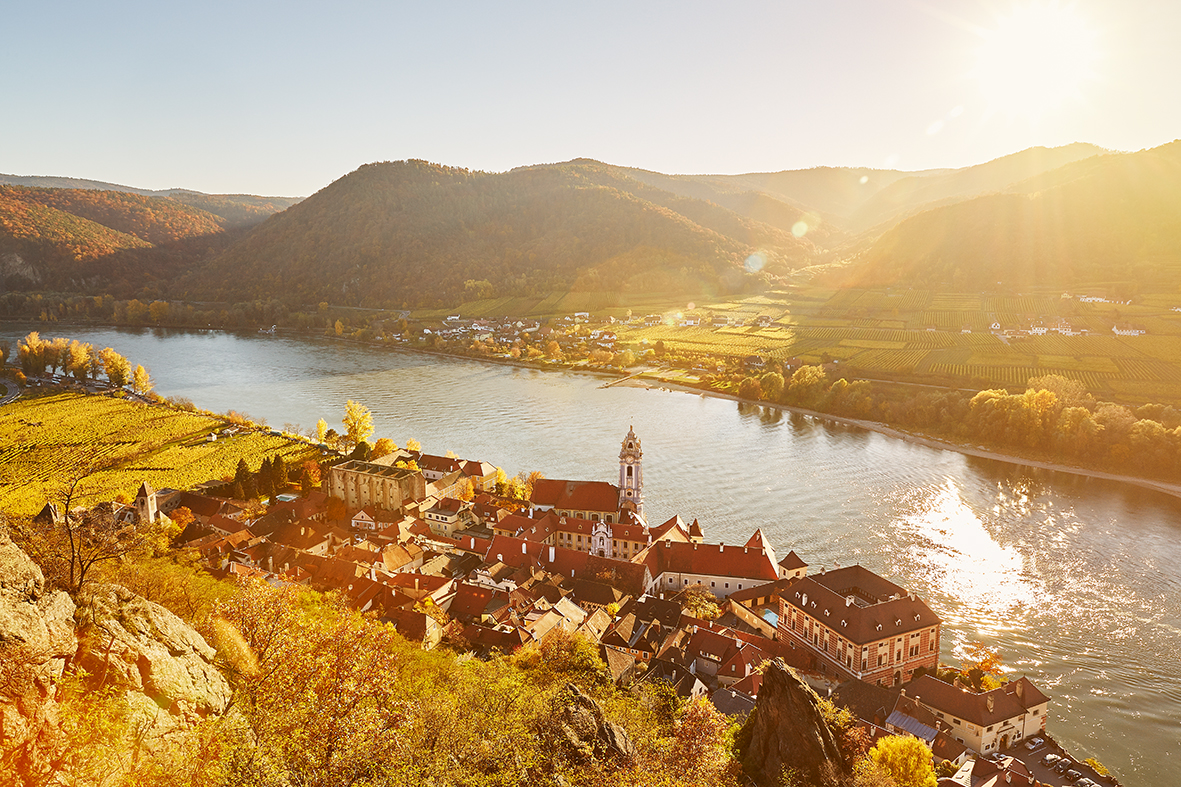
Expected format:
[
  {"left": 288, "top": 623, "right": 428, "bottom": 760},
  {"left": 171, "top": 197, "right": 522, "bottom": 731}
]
[{"left": 5, "top": 325, "right": 1178, "bottom": 785}]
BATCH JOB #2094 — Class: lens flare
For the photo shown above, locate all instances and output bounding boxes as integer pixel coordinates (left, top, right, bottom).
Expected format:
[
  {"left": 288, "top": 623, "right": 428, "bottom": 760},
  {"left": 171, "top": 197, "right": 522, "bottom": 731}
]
[
  {"left": 791, "top": 222, "right": 808, "bottom": 238},
  {"left": 744, "top": 253, "right": 766, "bottom": 272}
]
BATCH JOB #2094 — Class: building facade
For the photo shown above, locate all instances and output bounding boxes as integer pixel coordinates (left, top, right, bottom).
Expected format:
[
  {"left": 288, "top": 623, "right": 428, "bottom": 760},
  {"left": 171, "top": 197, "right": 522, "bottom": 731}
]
[
  {"left": 778, "top": 565, "right": 941, "bottom": 687},
  {"left": 327, "top": 460, "right": 426, "bottom": 513}
]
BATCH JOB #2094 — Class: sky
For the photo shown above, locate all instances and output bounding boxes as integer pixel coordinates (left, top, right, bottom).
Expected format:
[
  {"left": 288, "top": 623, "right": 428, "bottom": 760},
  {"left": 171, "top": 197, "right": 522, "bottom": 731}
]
[{"left": 2, "top": 0, "right": 1178, "bottom": 197}]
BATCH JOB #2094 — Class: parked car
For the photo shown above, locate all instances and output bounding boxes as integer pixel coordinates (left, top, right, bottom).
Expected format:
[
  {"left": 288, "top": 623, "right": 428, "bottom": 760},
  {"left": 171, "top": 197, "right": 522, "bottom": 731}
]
[
  {"left": 1053, "top": 759, "right": 1073, "bottom": 773},
  {"left": 1042, "top": 753, "right": 1061, "bottom": 766},
  {"left": 1065, "top": 769, "right": 1083, "bottom": 781},
  {"left": 1076, "top": 779, "right": 1099, "bottom": 787},
  {"left": 1025, "top": 736, "right": 1046, "bottom": 750}
]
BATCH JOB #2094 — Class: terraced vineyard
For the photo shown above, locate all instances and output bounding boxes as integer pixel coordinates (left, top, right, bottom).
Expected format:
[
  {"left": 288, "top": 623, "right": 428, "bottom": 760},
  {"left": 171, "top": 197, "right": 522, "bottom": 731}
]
[{"left": 0, "top": 392, "right": 316, "bottom": 516}]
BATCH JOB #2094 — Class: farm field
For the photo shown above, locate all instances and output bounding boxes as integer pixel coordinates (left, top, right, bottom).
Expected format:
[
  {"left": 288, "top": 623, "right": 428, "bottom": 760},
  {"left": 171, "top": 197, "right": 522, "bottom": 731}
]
[
  {"left": 609, "top": 287, "right": 1181, "bottom": 405},
  {"left": 0, "top": 391, "right": 317, "bottom": 516}
]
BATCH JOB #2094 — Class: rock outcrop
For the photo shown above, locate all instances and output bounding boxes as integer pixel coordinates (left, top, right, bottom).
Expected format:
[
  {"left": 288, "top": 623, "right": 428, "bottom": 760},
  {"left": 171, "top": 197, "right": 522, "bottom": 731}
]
[
  {"left": 741, "top": 660, "right": 850, "bottom": 787},
  {"left": 0, "top": 528, "right": 230, "bottom": 782},
  {"left": 0, "top": 527, "right": 77, "bottom": 783},
  {"left": 556, "top": 682, "right": 635, "bottom": 763},
  {"left": 74, "top": 583, "right": 231, "bottom": 725}
]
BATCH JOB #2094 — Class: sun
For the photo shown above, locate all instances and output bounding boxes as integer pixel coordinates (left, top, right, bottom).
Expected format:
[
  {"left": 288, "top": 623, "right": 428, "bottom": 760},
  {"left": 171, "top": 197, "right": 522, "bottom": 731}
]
[{"left": 972, "top": 2, "right": 1101, "bottom": 123}]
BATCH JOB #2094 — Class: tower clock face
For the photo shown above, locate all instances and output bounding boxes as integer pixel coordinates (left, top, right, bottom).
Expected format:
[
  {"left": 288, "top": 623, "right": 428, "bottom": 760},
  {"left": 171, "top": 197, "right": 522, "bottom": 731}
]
[{"left": 626, "top": 458, "right": 633, "bottom": 464}]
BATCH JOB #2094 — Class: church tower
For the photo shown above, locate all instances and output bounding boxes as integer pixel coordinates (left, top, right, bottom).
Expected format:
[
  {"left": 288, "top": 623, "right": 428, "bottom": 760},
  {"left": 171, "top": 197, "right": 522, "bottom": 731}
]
[
  {"left": 135, "top": 481, "right": 158, "bottom": 524},
  {"left": 618, "top": 426, "right": 644, "bottom": 519}
]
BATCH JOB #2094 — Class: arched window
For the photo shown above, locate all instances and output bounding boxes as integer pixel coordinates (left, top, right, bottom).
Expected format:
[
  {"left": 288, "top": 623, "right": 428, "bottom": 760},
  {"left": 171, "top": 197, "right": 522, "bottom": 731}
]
[{"left": 626, "top": 466, "right": 633, "bottom": 478}]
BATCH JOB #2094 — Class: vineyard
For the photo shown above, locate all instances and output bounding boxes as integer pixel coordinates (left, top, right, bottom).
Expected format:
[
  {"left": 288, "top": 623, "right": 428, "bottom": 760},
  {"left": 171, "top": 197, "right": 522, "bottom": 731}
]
[{"left": 0, "top": 392, "right": 317, "bottom": 516}]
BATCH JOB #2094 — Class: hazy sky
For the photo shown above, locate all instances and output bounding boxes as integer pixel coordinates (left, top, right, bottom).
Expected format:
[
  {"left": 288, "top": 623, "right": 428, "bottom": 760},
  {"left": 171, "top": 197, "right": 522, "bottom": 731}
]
[{"left": 3, "top": 0, "right": 1178, "bottom": 196}]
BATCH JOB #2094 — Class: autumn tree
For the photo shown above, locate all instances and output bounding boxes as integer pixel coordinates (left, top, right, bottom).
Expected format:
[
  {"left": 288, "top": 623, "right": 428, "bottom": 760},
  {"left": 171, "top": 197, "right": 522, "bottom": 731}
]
[
  {"left": 99, "top": 347, "right": 132, "bottom": 388},
  {"left": 342, "top": 399, "right": 374, "bottom": 450},
  {"left": 866, "top": 735, "right": 937, "bottom": 787},
  {"left": 315, "top": 418, "right": 329, "bottom": 443},
  {"left": 132, "top": 364, "right": 153, "bottom": 395},
  {"left": 959, "top": 643, "right": 1004, "bottom": 691},
  {"left": 371, "top": 437, "right": 397, "bottom": 459},
  {"left": 676, "top": 583, "right": 721, "bottom": 621}
]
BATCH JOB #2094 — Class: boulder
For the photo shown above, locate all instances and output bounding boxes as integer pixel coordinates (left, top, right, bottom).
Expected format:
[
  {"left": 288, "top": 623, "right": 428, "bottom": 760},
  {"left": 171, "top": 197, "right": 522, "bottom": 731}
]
[
  {"left": 741, "top": 660, "right": 850, "bottom": 787},
  {"left": 557, "top": 682, "right": 635, "bottom": 763},
  {"left": 73, "top": 583, "right": 231, "bottom": 724}
]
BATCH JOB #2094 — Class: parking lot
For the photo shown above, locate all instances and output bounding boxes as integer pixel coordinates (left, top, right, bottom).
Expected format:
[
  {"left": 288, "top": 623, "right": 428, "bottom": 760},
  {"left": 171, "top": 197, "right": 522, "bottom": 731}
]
[{"left": 1004, "top": 736, "right": 1113, "bottom": 787}]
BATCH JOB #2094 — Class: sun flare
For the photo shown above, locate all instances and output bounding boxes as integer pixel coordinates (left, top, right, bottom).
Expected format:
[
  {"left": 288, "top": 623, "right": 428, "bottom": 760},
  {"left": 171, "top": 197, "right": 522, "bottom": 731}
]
[{"left": 973, "top": 2, "right": 1100, "bottom": 122}]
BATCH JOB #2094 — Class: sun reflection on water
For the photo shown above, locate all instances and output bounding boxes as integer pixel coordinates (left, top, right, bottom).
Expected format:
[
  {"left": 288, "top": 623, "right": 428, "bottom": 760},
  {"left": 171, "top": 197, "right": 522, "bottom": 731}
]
[{"left": 892, "top": 478, "right": 1041, "bottom": 634}]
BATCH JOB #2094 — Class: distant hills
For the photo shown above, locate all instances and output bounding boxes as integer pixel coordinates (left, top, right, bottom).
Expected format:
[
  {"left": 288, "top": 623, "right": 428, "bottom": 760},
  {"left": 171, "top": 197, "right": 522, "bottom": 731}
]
[
  {"left": 843, "top": 140, "right": 1181, "bottom": 290},
  {"left": 7, "top": 140, "right": 1181, "bottom": 306},
  {"left": 0, "top": 178, "right": 300, "bottom": 294}
]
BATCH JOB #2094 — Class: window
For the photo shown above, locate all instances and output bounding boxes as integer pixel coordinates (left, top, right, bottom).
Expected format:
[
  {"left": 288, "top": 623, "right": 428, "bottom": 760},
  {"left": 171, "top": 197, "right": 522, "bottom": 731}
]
[
  {"left": 724, "top": 583, "right": 729, "bottom": 589},
  {"left": 668, "top": 577, "right": 674, "bottom": 584},
  {"left": 711, "top": 581, "right": 715, "bottom": 588},
  {"left": 626, "top": 466, "right": 633, "bottom": 478}
]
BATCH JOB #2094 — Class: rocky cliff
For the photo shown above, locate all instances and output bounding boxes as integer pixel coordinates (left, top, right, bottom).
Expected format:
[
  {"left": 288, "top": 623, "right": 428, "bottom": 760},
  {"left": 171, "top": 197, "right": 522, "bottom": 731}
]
[
  {"left": 0, "top": 528, "right": 230, "bottom": 785},
  {"left": 741, "top": 660, "right": 850, "bottom": 787}
]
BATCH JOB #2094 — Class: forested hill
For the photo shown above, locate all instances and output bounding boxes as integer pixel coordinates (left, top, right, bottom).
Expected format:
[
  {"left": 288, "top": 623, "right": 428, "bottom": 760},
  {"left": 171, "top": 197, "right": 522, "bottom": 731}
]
[
  {"left": 839, "top": 140, "right": 1181, "bottom": 290},
  {"left": 0, "top": 184, "right": 298, "bottom": 294},
  {"left": 181, "top": 160, "right": 819, "bottom": 308},
  {"left": 0, "top": 173, "right": 301, "bottom": 227}
]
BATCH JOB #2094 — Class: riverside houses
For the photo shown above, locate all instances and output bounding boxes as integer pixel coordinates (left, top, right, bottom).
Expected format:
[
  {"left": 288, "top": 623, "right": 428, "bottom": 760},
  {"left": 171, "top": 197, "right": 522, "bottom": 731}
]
[
  {"left": 778, "top": 565, "right": 940, "bottom": 687},
  {"left": 906, "top": 675, "right": 1050, "bottom": 754}
]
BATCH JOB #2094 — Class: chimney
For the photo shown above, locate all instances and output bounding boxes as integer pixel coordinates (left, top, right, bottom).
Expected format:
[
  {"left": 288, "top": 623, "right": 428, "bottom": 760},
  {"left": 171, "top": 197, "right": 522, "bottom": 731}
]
[
  {"left": 368, "top": 565, "right": 376, "bottom": 581},
  {"left": 665, "top": 539, "right": 671, "bottom": 548},
  {"left": 548, "top": 545, "right": 555, "bottom": 563},
  {"left": 986, "top": 695, "right": 994, "bottom": 713},
  {"left": 744, "top": 547, "right": 748, "bottom": 554},
  {"left": 1015, "top": 681, "right": 1024, "bottom": 700},
  {"left": 300, "top": 526, "right": 305, "bottom": 536},
  {"left": 900, "top": 688, "right": 906, "bottom": 697},
  {"left": 846, "top": 596, "right": 854, "bottom": 607},
  {"left": 719, "top": 542, "right": 724, "bottom": 552},
  {"left": 414, "top": 576, "right": 419, "bottom": 591},
  {"left": 267, "top": 555, "right": 273, "bottom": 572},
  {"left": 521, "top": 542, "right": 527, "bottom": 554},
  {"left": 693, "top": 543, "right": 697, "bottom": 550}
]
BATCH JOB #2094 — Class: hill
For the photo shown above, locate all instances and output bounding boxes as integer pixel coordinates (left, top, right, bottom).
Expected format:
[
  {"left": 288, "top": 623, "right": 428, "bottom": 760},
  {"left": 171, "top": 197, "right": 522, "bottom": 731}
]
[
  {"left": 0, "top": 172, "right": 301, "bottom": 225},
  {"left": 0, "top": 184, "right": 293, "bottom": 294},
  {"left": 841, "top": 140, "right": 1181, "bottom": 290},
  {"left": 183, "top": 160, "right": 819, "bottom": 308},
  {"left": 846, "top": 143, "right": 1107, "bottom": 232}
]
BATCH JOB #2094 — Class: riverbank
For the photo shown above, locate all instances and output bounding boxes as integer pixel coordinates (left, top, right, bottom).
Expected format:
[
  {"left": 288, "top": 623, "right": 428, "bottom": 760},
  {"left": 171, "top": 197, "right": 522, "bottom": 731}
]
[{"left": 618, "top": 376, "right": 1181, "bottom": 503}]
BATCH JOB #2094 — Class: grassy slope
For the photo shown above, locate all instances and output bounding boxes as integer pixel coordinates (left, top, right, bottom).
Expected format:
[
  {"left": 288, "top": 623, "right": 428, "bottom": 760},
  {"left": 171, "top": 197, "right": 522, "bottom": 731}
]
[{"left": 0, "top": 392, "right": 316, "bottom": 515}]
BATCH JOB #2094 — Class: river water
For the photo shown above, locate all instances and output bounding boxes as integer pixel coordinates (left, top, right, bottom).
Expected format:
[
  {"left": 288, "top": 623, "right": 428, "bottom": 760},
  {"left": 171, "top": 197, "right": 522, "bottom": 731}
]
[{"left": 6, "top": 326, "right": 1178, "bottom": 785}]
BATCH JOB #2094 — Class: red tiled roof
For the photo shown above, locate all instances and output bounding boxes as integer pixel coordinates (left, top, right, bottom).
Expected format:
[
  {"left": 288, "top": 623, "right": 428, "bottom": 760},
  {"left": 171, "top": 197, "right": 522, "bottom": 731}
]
[
  {"left": 530, "top": 479, "right": 619, "bottom": 513},
  {"left": 781, "top": 565, "right": 939, "bottom": 644},
  {"left": 779, "top": 550, "right": 807, "bottom": 570},
  {"left": 639, "top": 539, "right": 779, "bottom": 584}
]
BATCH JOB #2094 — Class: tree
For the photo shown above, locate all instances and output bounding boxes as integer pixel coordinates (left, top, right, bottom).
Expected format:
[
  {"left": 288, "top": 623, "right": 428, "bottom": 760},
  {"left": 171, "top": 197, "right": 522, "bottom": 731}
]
[
  {"left": 759, "top": 371, "right": 785, "bottom": 401},
  {"left": 342, "top": 399, "right": 374, "bottom": 450},
  {"left": 8, "top": 465, "right": 164, "bottom": 593},
  {"left": 0, "top": 339, "right": 9, "bottom": 366},
  {"left": 66, "top": 340, "right": 94, "bottom": 381},
  {"left": 867, "top": 735, "right": 936, "bottom": 787},
  {"left": 738, "top": 376, "right": 762, "bottom": 400},
  {"left": 316, "top": 418, "right": 329, "bottom": 443},
  {"left": 677, "top": 584, "right": 721, "bottom": 621},
  {"left": 371, "top": 437, "right": 397, "bottom": 459},
  {"left": 271, "top": 455, "right": 288, "bottom": 491},
  {"left": 131, "top": 364, "right": 153, "bottom": 395},
  {"left": 405, "top": 437, "right": 421, "bottom": 452},
  {"left": 960, "top": 643, "right": 1004, "bottom": 691},
  {"left": 18, "top": 331, "right": 46, "bottom": 376},
  {"left": 98, "top": 347, "right": 132, "bottom": 388}
]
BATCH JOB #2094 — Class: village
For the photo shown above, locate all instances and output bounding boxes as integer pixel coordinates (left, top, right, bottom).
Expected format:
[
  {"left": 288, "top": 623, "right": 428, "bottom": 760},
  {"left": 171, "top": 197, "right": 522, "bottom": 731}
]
[{"left": 31, "top": 424, "right": 1120, "bottom": 787}]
